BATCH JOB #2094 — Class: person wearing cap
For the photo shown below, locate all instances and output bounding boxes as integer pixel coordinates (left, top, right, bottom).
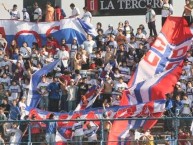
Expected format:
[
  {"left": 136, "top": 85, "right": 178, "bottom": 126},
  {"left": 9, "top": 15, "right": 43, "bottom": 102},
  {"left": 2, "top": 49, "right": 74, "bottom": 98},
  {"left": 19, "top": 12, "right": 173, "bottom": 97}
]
[
  {"left": 69, "top": 3, "right": 80, "bottom": 18},
  {"left": 146, "top": 5, "right": 157, "bottom": 37},
  {"left": 109, "top": 34, "right": 118, "bottom": 55},
  {"left": 37, "top": 75, "right": 50, "bottom": 110},
  {"left": 82, "top": 7, "right": 92, "bottom": 23},
  {"left": 104, "top": 24, "right": 116, "bottom": 36},
  {"left": 123, "top": 20, "right": 134, "bottom": 42},
  {"left": 33, "top": 2, "right": 42, "bottom": 22},
  {"left": 65, "top": 79, "right": 78, "bottom": 112},
  {"left": 22, "top": 8, "right": 30, "bottom": 22},
  {"left": 45, "top": 1, "right": 55, "bottom": 22},
  {"left": 2, "top": 4, "right": 20, "bottom": 20}
]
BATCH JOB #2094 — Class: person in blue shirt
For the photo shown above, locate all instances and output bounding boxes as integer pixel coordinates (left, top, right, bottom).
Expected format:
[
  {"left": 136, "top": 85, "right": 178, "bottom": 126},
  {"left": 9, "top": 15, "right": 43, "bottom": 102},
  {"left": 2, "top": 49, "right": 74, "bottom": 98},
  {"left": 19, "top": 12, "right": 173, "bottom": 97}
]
[
  {"left": 9, "top": 99, "right": 20, "bottom": 120},
  {"left": 45, "top": 113, "right": 57, "bottom": 145},
  {"left": 47, "top": 76, "right": 61, "bottom": 112}
]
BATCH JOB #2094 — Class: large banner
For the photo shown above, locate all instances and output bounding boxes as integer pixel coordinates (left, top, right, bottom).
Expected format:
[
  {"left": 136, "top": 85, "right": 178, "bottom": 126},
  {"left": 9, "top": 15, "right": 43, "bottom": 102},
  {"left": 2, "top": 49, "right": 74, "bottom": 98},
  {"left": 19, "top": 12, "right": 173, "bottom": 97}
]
[
  {"left": 85, "top": 0, "right": 163, "bottom": 16},
  {"left": 0, "top": 18, "right": 96, "bottom": 48}
]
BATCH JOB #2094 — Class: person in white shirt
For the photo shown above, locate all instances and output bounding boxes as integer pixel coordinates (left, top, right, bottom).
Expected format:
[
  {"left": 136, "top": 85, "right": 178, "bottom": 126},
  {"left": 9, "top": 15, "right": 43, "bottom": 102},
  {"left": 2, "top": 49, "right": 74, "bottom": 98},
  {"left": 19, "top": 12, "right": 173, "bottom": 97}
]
[
  {"left": 71, "top": 116, "right": 85, "bottom": 145},
  {"left": 84, "top": 122, "right": 98, "bottom": 145},
  {"left": 114, "top": 77, "right": 129, "bottom": 92},
  {"left": 9, "top": 80, "right": 21, "bottom": 102},
  {"left": 5, "top": 123, "right": 22, "bottom": 145},
  {"left": 20, "top": 42, "right": 31, "bottom": 60},
  {"left": 33, "top": 2, "right": 42, "bottom": 22},
  {"left": 160, "top": 0, "right": 173, "bottom": 26},
  {"left": 146, "top": 5, "right": 157, "bottom": 37},
  {"left": 22, "top": 8, "right": 30, "bottom": 22},
  {"left": 37, "top": 75, "right": 49, "bottom": 110},
  {"left": 135, "top": 28, "right": 146, "bottom": 47},
  {"left": 69, "top": 3, "right": 80, "bottom": 18},
  {"left": 55, "top": 45, "right": 69, "bottom": 69},
  {"left": 2, "top": 4, "right": 20, "bottom": 20},
  {"left": 0, "top": 73, "right": 11, "bottom": 90},
  {"left": 83, "top": 34, "right": 97, "bottom": 55},
  {"left": 82, "top": 7, "right": 92, "bottom": 23},
  {"left": 18, "top": 96, "right": 27, "bottom": 120}
]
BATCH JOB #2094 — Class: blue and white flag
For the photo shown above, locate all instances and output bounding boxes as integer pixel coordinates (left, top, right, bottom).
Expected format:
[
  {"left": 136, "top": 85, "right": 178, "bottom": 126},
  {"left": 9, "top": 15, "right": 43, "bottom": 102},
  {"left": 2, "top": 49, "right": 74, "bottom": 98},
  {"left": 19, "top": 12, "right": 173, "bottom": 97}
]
[
  {"left": 27, "top": 59, "right": 61, "bottom": 107},
  {"left": 0, "top": 18, "right": 97, "bottom": 47}
]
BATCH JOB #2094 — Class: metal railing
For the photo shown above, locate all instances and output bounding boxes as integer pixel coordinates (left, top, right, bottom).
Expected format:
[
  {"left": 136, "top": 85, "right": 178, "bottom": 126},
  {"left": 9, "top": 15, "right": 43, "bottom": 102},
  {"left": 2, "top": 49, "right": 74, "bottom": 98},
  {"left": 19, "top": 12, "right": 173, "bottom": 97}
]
[{"left": 0, "top": 116, "right": 193, "bottom": 145}]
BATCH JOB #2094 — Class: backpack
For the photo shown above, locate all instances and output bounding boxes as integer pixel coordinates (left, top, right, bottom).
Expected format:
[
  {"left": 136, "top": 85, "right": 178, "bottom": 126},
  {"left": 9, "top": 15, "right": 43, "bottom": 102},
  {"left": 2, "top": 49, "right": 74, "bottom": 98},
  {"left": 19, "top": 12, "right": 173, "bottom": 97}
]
[{"left": 61, "top": 9, "right": 66, "bottom": 17}]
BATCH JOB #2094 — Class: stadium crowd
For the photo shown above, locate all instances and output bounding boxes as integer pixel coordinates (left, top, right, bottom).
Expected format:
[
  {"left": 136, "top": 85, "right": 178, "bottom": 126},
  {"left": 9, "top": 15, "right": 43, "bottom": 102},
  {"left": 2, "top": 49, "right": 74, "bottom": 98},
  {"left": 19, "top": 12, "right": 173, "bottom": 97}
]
[{"left": 0, "top": 0, "right": 192, "bottom": 144}]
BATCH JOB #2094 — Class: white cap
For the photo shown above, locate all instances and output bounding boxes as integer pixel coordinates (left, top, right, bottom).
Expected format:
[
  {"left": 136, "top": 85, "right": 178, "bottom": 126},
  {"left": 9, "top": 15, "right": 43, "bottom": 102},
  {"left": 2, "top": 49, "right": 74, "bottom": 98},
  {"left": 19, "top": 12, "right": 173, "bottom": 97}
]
[
  {"left": 80, "top": 44, "right": 84, "bottom": 49},
  {"left": 22, "top": 8, "right": 27, "bottom": 12},
  {"left": 108, "top": 24, "right": 113, "bottom": 27},
  {"left": 73, "top": 37, "right": 77, "bottom": 40},
  {"left": 176, "top": 82, "right": 181, "bottom": 86}
]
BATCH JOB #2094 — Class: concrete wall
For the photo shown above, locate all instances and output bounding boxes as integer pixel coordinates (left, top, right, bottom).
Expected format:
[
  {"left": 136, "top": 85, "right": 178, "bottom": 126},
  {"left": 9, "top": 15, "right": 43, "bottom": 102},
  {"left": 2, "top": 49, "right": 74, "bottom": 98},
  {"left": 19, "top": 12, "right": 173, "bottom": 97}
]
[{"left": 0, "top": 0, "right": 185, "bottom": 34}]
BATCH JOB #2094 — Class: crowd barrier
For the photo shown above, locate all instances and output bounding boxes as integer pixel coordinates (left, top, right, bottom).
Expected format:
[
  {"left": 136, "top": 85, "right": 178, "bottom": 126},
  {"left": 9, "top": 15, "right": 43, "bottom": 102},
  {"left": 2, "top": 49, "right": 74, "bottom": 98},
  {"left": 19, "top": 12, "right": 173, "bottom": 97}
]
[{"left": 0, "top": 117, "right": 193, "bottom": 145}]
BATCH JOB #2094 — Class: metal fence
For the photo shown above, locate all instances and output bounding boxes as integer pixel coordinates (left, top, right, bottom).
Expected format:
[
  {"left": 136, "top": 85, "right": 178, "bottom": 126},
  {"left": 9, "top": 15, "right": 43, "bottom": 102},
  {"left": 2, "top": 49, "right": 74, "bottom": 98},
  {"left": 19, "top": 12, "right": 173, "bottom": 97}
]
[{"left": 0, "top": 117, "right": 193, "bottom": 145}]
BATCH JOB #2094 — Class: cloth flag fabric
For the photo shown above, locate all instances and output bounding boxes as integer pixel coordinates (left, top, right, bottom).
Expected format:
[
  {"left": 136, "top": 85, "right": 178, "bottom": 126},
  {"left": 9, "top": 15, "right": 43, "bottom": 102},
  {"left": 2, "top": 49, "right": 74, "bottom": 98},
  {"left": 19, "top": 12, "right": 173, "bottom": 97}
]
[
  {"left": 0, "top": 18, "right": 97, "bottom": 48},
  {"left": 27, "top": 59, "right": 61, "bottom": 107},
  {"left": 109, "top": 17, "right": 192, "bottom": 145},
  {"left": 128, "top": 17, "right": 193, "bottom": 87}
]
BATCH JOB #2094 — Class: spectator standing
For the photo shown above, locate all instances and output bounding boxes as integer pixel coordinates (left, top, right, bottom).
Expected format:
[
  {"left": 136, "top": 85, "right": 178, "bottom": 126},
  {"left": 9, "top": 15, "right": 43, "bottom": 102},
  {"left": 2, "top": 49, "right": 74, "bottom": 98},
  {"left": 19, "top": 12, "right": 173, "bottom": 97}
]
[
  {"left": 123, "top": 20, "right": 134, "bottom": 42},
  {"left": 45, "top": 1, "right": 55, "bottom": 22},
  {"left": 69, "top": 3, "right": 80, "bottom": 18},
  {"left": 66, "top": 79, "right": 78, "bottom": 112},
  {"left": 0, "top": 107, "right": 6, "bottom": 139},
  {"left": 45, "top": 113, "right": 57, "bottom": 145},
  {"left": 82, "top": 7, "right": 92, "bottom": 23},
  {"left": 83, "top": 34, "right": 97, "bottom": 55},
  {"left": 22, "top": 8, "right": 30, "bottom": 22},
  {"left": 9, "top": 100, "right": 20, "bottom": 120},
  {"left": 5, "top": 123, "right": 22, "bottom": 145},
  {"left": 0, "top": 33, "right": 7, "bottom": 52},
  {"left": 71, "top": 116, "right": 85, "bottom": 145},
  {"left": 84, "top": 122, "right": 98, "bottom": 145},
  {"left": 183, "top": 0, "right": 193, "bottom": 26},
  {"left": 18, "top": 96, "right": 27, "bottom": 120},
  {"left": 2, "top": 4, "right": 20, "bottom": 20},
  {"left": 55, "top": 6, "right": 66, "bottom": 21},
  {"left": 55, "top": 44, "right": 69, "bottom": 70},
  {"left": 33, "top": 2, "right": 42, "bottom": 22},
  {"left": 31, "top": 114, "right": 42, "bottom": 144},
  {"left": 47, "top": 76, "right": 61, "bottom": 112},
  {"left": 146, "top": 5, "right": 157, "bottom": 37},
  {"left": 37, "top": 75, "right": 49, "bottom": 110},
  {"left": 104, "top": 24, "right": 116, "bottom": 36},
  {"left": 160, "top": 0, "right": 173, "bottom": 26}
]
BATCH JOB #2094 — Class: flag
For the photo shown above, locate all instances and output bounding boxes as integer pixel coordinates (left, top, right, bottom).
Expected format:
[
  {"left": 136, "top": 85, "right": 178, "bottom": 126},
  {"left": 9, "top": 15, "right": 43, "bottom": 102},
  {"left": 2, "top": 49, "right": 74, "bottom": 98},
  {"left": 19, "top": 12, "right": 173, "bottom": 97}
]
[
  {"left": 128, "top": 17, "right": 193, "bottom": 87},
  {"left": 120, "top": 64, "right": 182, "bottom": 106},
  {"left": 74, "top": 85, "right": 102, "bottom": 111},
  {"left": 27, "top": 59, "right": 61, "bottom": 107},
  {"left": 109, "top": 17, "right": 191, "bottom": 145},
  {"left": 0, "top": 18, "right": 97, "bottom": 48}
]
